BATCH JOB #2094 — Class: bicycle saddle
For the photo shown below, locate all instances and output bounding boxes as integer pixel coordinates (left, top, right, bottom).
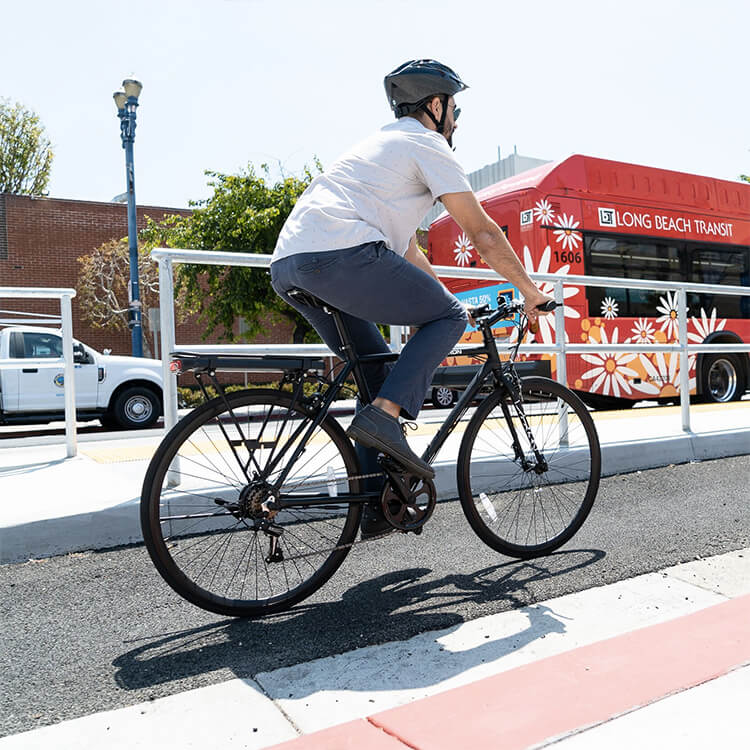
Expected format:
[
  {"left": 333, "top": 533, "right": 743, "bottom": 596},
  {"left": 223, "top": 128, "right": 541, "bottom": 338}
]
[{"left": 287, "top": 288, "right": 332, "bottom": 311}]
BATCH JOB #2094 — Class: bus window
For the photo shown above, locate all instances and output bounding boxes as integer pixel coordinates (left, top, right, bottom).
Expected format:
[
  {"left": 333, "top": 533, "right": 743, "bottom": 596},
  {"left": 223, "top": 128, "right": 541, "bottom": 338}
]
[
  {"left": 584, "top": 235, "right": 684, "bottom": 317},
  {"left": 689, "top": 245, "right": 750, "bottom": 318}
]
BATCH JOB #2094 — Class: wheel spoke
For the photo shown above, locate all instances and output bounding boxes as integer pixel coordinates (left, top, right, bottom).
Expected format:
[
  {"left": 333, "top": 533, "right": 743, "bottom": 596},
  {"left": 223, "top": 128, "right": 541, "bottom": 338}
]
[
  {"left": 142, "top": 390, "right": 361, "bottom": 617},
  {"left": 461, "top": 379, "right": 600, "bottom": 556}
]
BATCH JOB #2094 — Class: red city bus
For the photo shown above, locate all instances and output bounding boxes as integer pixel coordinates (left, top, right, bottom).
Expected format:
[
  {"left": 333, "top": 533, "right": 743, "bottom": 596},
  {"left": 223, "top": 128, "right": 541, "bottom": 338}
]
[{"left": 428, "top": 154, "right": 750, "bottom": 408}]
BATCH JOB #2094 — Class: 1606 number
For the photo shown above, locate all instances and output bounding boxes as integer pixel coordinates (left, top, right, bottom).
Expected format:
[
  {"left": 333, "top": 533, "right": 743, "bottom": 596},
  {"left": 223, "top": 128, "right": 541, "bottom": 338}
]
[{"left": 553, "top": 250, "right": 582, "bottom": 264}]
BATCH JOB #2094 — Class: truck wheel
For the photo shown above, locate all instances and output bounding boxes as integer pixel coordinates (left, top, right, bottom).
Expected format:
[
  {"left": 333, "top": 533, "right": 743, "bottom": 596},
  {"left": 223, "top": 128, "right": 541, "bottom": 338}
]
[
  {"left": 113, "top": 386, "right": 160, "bottom": 429},
  {"left": 431, "top": 386, "right": 458, "bottom": 409},
  {"left": 701, "top": 354, "right": 745, "bottom": 403}
]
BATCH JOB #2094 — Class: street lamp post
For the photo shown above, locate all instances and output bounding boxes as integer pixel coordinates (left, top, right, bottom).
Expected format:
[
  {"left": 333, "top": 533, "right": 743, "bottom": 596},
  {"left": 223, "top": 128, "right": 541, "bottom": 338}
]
[{"left": 113, "top": 79, "right": 143, "bottom": 357}]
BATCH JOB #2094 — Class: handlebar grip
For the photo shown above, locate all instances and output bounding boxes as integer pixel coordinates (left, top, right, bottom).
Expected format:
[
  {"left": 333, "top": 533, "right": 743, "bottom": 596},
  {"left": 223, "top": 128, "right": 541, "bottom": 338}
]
[{"left": 536, "top": 300, "right": 561, "bottom": 312}]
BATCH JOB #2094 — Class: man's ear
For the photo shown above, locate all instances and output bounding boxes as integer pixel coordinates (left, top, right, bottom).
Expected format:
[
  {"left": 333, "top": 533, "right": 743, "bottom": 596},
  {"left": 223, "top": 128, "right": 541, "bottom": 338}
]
[{"left": 428, "top": 95, "right": 442, "bottom": 118}]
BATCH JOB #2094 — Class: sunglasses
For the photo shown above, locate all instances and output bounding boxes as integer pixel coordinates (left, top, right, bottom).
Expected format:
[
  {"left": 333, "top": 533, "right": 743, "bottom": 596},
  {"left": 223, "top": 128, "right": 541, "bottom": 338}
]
[{"left": 452, "top": 106, "right": 461, "bottom": 121}]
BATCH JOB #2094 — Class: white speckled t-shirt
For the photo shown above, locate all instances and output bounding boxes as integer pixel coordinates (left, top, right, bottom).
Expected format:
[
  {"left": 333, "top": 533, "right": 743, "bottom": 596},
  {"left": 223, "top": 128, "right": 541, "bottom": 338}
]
[{"left": 272, "top": 117, "right": 471, "bottom": 261}]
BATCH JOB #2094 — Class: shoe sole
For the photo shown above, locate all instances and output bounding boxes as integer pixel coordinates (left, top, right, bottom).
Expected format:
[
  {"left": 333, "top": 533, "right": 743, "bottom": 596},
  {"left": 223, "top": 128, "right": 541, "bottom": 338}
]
[{"left": 346, "top": 423, "right": 435, "bottom": 479}]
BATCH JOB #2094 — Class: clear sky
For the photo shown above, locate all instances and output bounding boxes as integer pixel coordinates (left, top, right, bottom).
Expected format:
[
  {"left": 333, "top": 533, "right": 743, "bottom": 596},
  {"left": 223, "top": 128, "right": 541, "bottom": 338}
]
[{"left": 2, "top": 0, "right": 747, "bottom": 209}]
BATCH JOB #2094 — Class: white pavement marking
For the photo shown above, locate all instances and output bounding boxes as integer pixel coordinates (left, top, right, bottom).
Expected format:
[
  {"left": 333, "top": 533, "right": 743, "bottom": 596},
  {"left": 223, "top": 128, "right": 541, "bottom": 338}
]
[
  {"left": 2, "top": 549, "right": 749, "bottom": 749},
  {"left": 255, "top": 571, "right": 727, "bottom": 734},
  {"left": 549, "top": 664, "right": 750, "bottom": 749},
  {"left": 0, "top": 678, "right": 297, "bottom": 750}
]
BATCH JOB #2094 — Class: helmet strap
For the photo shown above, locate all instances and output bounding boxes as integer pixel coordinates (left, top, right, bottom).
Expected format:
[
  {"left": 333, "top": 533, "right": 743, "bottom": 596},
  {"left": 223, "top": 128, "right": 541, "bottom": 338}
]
[{"left": 421, "top": 94, "right": 453, "bottom": 149}]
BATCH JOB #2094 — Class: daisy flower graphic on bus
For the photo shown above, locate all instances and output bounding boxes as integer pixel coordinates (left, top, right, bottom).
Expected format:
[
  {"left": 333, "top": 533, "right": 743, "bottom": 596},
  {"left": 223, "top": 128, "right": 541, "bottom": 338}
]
[{"left": 427, "top": 154, "right": 750, "bottom": 406}]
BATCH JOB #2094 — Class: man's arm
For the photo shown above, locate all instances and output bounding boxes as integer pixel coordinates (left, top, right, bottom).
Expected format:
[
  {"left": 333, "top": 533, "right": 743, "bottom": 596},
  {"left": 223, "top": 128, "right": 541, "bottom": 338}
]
[{"left": 439, "top": 191, "right": 552, "bottom": 319}]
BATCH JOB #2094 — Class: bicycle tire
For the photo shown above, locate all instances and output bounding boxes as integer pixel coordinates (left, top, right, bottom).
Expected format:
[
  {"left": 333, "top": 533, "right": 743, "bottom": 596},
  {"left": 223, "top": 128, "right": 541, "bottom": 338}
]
[
  {"left": 141, "top": 389, "right": 362, "bottom": 617},
  {"left": 457, "top": 376, "right": 600, "bottom": 558}
]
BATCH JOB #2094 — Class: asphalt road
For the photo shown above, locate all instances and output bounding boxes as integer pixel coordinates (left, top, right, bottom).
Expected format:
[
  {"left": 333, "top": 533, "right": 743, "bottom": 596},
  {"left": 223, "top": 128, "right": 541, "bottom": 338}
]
[{"left": 1, "top": 455, "right": 749, "bottom": 738}]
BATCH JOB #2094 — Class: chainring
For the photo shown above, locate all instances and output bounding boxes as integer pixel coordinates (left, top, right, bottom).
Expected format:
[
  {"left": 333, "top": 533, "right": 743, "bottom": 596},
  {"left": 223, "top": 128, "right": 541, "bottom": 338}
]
[{"left": 379, "top": 470, "right": 437, "bottom": 532}]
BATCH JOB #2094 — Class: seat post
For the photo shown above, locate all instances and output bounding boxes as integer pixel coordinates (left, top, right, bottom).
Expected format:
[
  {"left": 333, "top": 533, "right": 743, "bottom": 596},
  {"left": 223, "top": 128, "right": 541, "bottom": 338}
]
[{"left": 330, "top": 308, "right": 373, "bottom": 404}]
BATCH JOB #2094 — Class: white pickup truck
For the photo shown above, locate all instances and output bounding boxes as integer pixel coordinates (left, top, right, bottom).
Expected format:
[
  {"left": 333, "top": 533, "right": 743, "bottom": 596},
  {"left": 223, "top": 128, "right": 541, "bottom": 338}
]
[{"left": 0, "top": 326, "right": 163, "bottom": 429}]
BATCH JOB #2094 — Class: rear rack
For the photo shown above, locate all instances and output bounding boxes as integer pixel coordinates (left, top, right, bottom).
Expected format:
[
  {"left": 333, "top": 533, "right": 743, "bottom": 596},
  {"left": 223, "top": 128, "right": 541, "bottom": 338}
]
[{"left": 170, "top": 351, "right": 327, "bottom": 374}]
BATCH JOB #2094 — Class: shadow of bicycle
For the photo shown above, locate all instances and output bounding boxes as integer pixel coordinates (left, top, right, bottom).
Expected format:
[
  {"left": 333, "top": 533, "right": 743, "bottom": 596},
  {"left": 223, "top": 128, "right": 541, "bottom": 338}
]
[{"left": 113, "top": 547, "right": 605, "bottom": 694}]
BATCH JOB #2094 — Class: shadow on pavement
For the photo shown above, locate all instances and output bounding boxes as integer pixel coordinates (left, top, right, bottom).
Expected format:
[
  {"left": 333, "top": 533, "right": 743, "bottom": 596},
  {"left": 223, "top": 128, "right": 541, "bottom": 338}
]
[
  {"left": 112, "top": 548, "right": 605, "bottom": 693},
  {"left": 0, "top": 457, "right": 69, "bottom": 476}
]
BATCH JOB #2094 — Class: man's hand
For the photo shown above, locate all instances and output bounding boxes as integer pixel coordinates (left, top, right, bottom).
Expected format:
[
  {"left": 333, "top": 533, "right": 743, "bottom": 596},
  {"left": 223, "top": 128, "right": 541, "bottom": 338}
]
[
  {"left": 463, "top": 304, "right": 477, "bottom": 327},
  {"left": 524, "top": 288, "right": 555, "bottom": 325}
]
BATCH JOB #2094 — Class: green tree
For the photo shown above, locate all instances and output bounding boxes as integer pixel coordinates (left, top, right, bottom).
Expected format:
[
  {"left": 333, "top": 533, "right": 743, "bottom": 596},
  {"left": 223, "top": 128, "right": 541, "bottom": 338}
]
[
  {"left": 0, "top": 99, "right": 53, "bottom": 195},
  {"left": 741, "top": 174, "right": 750, "bottom": 184},
  {"left": 141, "top": 163, "right": 321, "bottom": 344}
]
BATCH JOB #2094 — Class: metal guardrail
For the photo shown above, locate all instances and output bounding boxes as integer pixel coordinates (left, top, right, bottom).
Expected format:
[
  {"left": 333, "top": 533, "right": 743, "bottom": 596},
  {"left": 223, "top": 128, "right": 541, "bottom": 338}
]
[
  {"left": 0, "top": 287, "right": 78, "bottom": 457},
  {"left": 153, "top": 248, "right": 750, "bottom": 434}
]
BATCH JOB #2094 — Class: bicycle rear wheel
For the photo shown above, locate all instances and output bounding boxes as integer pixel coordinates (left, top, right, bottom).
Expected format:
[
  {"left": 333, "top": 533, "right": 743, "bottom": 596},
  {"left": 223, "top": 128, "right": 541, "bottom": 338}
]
[
  {"left": 457, "top": 376, "right": 600, "bottom": 558},
  {"left": 141, "top": 389, "right": 362, "bottom": 617}
]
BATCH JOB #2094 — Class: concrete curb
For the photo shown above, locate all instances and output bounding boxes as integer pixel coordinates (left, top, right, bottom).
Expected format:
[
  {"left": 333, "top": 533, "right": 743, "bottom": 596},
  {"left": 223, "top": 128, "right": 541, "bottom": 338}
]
[{"left": 2, "top": 427, "right": 748, "bottom": 565}]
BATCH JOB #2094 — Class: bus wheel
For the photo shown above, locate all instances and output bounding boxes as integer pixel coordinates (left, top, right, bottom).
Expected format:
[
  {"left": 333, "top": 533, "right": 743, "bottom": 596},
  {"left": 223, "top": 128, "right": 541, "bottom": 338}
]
[
  {"left": 701, "top": 354, "right": 746, "bottom": 403},
  {"left": 431, "top": 386, "right": 458, "bottom": 409}
]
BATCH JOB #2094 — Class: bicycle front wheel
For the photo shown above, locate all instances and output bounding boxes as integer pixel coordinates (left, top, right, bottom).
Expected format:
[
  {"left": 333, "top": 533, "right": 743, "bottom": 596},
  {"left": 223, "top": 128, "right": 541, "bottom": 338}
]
[
  {"left": 457, "top": 376, "right": 600, "bottom": 558},
  {"left": 141, "top": 389, "right": 362, "bottom": 618}
]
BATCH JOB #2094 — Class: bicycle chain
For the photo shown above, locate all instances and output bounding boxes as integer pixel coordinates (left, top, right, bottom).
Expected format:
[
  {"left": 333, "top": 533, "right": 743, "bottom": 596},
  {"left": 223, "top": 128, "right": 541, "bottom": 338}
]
[{"left": 275, "top": 470, "right": 385, "bottom": 492}]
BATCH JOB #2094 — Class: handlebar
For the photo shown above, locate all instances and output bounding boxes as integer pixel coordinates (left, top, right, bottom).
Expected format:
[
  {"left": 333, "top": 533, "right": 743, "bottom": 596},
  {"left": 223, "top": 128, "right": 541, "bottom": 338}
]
[{"left": 465, "top": 296, "right": 561, "bottom": 329}]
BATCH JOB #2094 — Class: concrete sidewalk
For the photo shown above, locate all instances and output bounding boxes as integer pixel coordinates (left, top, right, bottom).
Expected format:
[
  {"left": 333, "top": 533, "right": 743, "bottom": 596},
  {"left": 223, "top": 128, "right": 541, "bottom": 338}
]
[
  {"left": 1, "top": 400, "right": 748, "bottom": 564},
  {"left": 2, "top": 547, "right": 749, "bottom": 749}
]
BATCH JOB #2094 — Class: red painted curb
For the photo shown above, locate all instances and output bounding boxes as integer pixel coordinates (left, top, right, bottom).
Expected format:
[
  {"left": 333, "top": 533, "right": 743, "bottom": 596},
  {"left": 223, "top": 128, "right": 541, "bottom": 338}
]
[
  {"left": 268, "top": 718, "right": 407, "bottom": 749},
  {"left": 370, "top": 593, "right": 750, "bottom": 749},
  {"left": 267, "top": 593, "right": 750, "bottom": 750}
]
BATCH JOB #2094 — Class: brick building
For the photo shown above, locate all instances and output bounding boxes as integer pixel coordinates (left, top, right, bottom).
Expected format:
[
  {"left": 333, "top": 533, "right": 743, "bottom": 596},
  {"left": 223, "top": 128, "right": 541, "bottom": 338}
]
[{"left": 0, "top": 193, "right": 295, "bottom": 357}]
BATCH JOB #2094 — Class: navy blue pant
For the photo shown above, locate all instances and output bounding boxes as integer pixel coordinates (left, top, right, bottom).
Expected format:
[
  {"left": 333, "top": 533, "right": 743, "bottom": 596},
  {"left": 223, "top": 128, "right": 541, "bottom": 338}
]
[{"left": 271, "top": 242, "right": 467, "bottom": 486}]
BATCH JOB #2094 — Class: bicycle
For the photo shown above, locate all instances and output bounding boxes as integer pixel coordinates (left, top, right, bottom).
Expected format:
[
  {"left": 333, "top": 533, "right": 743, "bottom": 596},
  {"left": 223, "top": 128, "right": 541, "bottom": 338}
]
[{"left": 141, "top": 290, "right": 601, "bottom": 618}]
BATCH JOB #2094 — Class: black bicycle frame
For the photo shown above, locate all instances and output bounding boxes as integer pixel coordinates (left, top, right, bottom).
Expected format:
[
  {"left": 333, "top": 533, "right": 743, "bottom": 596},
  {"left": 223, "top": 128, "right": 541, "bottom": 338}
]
[{"left": 269, "top": 309, "right": 520, "bottom": 510}]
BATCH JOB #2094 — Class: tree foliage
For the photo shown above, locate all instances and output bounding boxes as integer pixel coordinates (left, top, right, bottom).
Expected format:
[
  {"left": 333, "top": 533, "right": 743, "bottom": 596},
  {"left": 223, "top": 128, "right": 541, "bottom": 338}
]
[
  {"left": 741, "top": 174, "right": 750, "bottom": 184},
  {"left": 0, "top": 99, "right": 53, "bottom": 195},
  {"left": 77, "top": 238, "right": 160, "bottom": 356},
  {"left": 141, "top": 163, "right": 321, "bottom": 343}
]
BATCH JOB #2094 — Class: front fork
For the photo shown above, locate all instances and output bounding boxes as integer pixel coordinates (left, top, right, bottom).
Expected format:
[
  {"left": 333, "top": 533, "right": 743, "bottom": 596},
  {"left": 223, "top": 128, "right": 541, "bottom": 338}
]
[{"left": 496, "top": 370, "right": 548, "bottom": 474}]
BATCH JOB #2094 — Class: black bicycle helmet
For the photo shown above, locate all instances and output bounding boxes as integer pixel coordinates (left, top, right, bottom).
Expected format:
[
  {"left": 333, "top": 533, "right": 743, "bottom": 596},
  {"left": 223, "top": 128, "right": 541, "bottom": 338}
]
[{"left": 384, "top": 59, "right": 468, "bottom": 117}]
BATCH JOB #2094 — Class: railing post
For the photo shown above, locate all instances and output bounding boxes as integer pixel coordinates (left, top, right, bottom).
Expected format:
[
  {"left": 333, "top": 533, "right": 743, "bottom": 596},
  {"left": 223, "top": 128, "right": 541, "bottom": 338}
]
[
  {"left": 677, "top": 288, "right": 691, "bottom": 432},
  {"left": 157, "top": 257, "right": 180, "bottom": 486},
  {"left": 553, "top": 280, "right": 569, "bottom": 446},
  {"left": 390, "top": 325, "right": 404, "bottom": 353},
  {"left": 60, "top": 293, "right": 77, "bottom": 458},
  {"left": 553, "top": 280, "right": 567, "bottom": 388},
  {"left": 158, "top": 257, "right": 178, "bottom": 433}
]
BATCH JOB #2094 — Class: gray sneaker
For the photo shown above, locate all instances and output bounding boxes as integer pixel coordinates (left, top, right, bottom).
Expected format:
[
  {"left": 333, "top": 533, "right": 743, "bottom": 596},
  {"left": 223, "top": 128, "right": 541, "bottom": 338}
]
[{"left": 346, "top": 405, "right": 435, "bottom": 479}]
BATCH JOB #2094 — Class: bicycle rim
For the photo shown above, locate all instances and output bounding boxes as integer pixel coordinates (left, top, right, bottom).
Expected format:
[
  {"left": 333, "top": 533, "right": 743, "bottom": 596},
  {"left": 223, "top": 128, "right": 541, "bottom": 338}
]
[
  {"left": 458, "top": 377, "right": 601, "bottom": 558},
  {"left": 141, "top": 389, "right": 361, "bottom": 617}
]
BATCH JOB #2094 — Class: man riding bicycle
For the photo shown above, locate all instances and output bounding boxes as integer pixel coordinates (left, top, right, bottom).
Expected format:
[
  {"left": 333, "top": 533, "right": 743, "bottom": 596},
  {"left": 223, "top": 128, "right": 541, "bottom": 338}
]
[{"left": 271, "top": 59, "right": 552, "bottom": 537}]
